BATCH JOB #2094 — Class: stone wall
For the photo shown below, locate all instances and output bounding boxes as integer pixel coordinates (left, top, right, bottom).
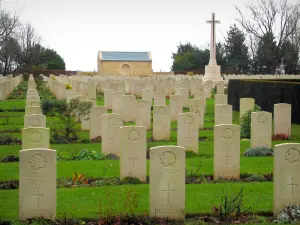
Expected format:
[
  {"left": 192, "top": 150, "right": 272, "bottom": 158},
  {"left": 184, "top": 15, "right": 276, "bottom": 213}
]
[{"left": 98, "top": 61, "right": 152, "bottom": 75}]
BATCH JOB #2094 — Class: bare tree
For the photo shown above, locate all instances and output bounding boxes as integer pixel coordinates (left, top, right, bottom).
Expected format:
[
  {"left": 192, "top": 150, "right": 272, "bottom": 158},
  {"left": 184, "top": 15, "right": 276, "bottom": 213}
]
[
  {"left": 247, "top": 34, "right": 259, "bottom": 61},
  {"left": 0, "top": 9, "right": 19, "bottom": 74},
  {"left": 18, "top": 22, "right": 43, "bottom": 69},
  {"left": 236, "top": 0, "right": 300, "bottom": 46},
  {"left": 0, "top": 36, "right": 21, "bottom": 74},
  {"left": 236, "top": 0, "right": 300, "bottom": 73},
  {"left": 0, "top": 9, "right": 18, "bottom": 48}
]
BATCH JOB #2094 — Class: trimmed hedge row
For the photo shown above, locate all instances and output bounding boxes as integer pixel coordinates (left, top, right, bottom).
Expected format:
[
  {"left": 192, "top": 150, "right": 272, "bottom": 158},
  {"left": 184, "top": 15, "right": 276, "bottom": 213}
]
[{"left": 228, "top": 79, "right": 300, "bottom": 124}]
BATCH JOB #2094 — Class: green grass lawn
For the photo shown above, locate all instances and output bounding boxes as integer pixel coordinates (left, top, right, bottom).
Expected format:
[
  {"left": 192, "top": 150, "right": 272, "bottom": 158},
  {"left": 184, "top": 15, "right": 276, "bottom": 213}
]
[
  {"left": 0, "top": 156, "right": 273, "bottom": 181},
  {"left": 1, "top": 85, "right": 300, "bottom": 223},
  {"left": 0, "top": 182, "right": 273, "bottom": 220},
  {"left": 0, "top": 99, "right": 26, "bottom": 110}
]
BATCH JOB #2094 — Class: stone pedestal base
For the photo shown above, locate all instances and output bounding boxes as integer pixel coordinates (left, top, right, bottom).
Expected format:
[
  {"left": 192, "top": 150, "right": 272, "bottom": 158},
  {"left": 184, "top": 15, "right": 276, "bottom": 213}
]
[{"left": 203, "top": 64, "right": 223, "bottom": 81}]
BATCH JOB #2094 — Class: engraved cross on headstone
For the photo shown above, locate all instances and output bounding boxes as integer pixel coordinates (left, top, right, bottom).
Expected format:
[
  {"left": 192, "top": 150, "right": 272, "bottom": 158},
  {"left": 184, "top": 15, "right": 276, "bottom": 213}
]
[
  {"left": 162, "top": 183, "right": 174, "bottom": 203},
  {"left": 185, "top": 131, "right": 193, "bottom": 140},
  {"left": 224, "top": 151, "right": 232, "bottom": 167},
  {"left": 287, "top": 177, "right": 298, "bottom": 197},
  {"left": 128, "top": 152, "right": 139, "bottom": 168},
  {"left": 206, "top": 13, "right": 220, "bottom": 65},
  {"left": 257, "top": 133, "right": 265, "bottom": 145},
  {"left": 32, "top": 187, "right": 44, "bottom": 207}
]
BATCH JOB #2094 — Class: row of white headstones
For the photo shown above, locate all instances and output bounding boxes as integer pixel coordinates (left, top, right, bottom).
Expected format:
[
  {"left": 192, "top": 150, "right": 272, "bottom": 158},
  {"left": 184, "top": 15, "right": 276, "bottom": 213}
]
[
  {"left": 0, "top": 74, "right": 23, "bottom": 100},
  {"left": 20, "top": 76, "right": 299, "bottom": 220}
]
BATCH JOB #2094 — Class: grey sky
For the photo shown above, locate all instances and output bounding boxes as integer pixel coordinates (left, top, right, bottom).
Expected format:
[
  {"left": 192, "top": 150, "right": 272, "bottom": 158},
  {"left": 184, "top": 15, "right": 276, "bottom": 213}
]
[{"left": 2, "top": 0, "right": 248, "bottom": 71}]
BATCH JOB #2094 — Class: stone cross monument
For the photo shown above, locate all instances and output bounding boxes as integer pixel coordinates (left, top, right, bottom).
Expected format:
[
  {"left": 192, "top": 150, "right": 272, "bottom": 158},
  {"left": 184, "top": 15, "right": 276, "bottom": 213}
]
[{"left": 203, "top": 13, "right": 222, "bottom": 81}]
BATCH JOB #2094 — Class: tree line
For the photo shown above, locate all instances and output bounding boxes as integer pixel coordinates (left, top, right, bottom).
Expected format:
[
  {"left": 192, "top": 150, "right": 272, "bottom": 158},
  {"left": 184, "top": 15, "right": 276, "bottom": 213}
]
[
  {"left": 172, "top": 0, "right": 300, "bottom": 75},
  {"left": 0, "top": 8, "right": 65, "bottom": 75}
]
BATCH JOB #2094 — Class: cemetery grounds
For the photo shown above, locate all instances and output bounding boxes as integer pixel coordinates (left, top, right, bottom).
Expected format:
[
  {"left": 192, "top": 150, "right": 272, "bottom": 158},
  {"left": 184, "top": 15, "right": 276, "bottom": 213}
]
[{"left": 0, "top": 78, "right": 299, "bottom": 225}]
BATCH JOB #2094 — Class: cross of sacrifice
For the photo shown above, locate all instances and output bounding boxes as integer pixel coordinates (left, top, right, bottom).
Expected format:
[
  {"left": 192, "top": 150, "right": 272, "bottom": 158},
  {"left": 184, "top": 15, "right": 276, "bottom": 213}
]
[{"left": 206, "top": 13, "right": 220, "bottom": 65}]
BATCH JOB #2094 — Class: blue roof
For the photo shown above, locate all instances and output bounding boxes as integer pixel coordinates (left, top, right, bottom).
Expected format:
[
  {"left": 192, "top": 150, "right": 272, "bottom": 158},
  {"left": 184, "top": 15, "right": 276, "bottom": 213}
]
[{"left": 101, "top": 51, "right": 150, "bottom": 61}]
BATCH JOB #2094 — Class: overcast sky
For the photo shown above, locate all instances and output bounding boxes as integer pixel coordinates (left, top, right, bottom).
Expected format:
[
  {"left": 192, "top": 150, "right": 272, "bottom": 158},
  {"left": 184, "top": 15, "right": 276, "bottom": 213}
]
[{"left": 2, "top": 0, "right": 249, "bottom": 72}]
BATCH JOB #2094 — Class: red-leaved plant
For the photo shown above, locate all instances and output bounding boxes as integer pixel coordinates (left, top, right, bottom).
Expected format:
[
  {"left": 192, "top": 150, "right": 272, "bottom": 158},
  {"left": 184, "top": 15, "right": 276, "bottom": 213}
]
[{"left": 272, "top": 133, "right": 290, "bottom": 141}]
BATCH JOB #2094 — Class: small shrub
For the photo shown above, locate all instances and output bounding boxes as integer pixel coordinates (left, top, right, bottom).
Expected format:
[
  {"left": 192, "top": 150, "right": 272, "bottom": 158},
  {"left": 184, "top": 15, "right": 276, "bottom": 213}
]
[
  {"left": 105, "top": 153, "right": 120, "bottom": 160},
  {"left": 214, "top": 185, "right": 257, "bottom": 222},
  {"left": 121, "top": 176, "right": 143, "bottom": 184},
  {"left": 244, "top": 147, "right": 273, "bottom": 157},
  {"left": 0, "top": 135, "right": 21, "bottom": 145},
  {"left": 0, "top": 127, "right": 21, "bottom": 133},
  {"left": 50, "top": 75, "right": 56, "bottom": 80},
  {"left": 91, "top": 178, "right": 120, "bottom": 186},
  {"left": 50, "top": 134, "right": 70, "bottom": 144},
  {"left": 41, "top": 99, "right": 68, "bottom": 116},
  {"left": 276, "top": 205, "right": 300, "bottom": 224},
  {"left": 0, "top": 180, "right": 19, "bottom": 189},
  {"left": 91, "top": 136, "right": 102, "bottom": 143},
  {"left": 187, "top": 72, "right": 194, "bottom": 76},
  {"left": 240, "top": 104, "right": 261, "bottom": 139},
  {"left": 272, "top": 133, "right": 291, "bottom": 141},
  {"left": 66, "top": 83, "right": 72, "bottom": 90},
  {"left": 57, "top": 177, "right": 73, "bottom": 188},
  {"left": 1, "top": 155, "right": 19, "bottom": 162},
  {"left": 245, "top": 174, "right": 265, "bottom": 182},
  {"left": 75, "top": 149, "right": 106, "bottom": 160},
  {"left": 185, "top": 161, "right": 206, "bottom": 184},
  {"left": 264, "top": 171, "right": 273, "bottom": 181}
]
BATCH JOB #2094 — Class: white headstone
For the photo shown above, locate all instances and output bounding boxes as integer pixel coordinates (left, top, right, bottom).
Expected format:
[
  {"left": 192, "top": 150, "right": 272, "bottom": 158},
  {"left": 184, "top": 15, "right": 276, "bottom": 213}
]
[
  {"left": 136, "top": 100, "right": 152, "bottom": 130},
  {"left": 101, "top": 113, "right": 123, "bottom": 156},
  {"left": 214, "top": 124, "right": 240, "bottom": 179},
  {"left": 121, "top": 95, "right": 137, "bottom": 122},
  {"left": 251, "top": 111, "right": 272, "bottom": 148},
  {"left": 154, "top": 91, "right": 166, "bottom": 106},
  {"left": 19, "top": 148, "right": 56, "bottom": 220},
  {"left": 22, "top": 128, "right": 50, "bottom": 149},
  {"left": 274, "top": 143, "right": 300, "bottom": 215},
  {"left": 89, "top": 106, "right": 107, "bottom": 140},
  {"left": 24, "top": 114, "right": 46, "bottom": 128},
  {"left": 150, "top": 146, "right": 185, "bottom": 220},
  {"left": 170, "top": 95, "right": 183, "bottom": 122},
  {"left": 215, "top": 94, "right": 227, "bottom": 105},
  {"left": 153, "top": 106, "right": 171, "bottom": 141},
  {"left": 274, "top": 103, "right": 291, "bottom": 136},
  {"left": 215, "top": 104, "right": 232, "bottom": 125},
  {"left": 120, "top": 126, "right": 147, "bottom": 181},
  {"left": 177, "top": 112, "right": 198, "bottom": 153},
  {"left": 240, "top": 98, "right": 255, "bottom": 118}
]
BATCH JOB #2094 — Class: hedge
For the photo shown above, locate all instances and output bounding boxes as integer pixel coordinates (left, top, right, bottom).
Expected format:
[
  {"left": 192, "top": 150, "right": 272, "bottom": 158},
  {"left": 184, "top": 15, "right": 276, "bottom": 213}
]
[{"left": 227, "top": 79, "right": 300, "bottom": 124}]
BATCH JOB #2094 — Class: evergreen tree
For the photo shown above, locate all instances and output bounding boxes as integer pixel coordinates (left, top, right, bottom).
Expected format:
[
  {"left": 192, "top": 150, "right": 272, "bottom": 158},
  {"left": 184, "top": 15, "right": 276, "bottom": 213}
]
[
  {"left": 281, "top": 40, "right": 299, "bottom": 74},
  {"left": 171, "top": 42, "right": 226, "bottom": 72},
  {"left": 38, "top": 49, "right": 66, "bottom": 70},
  {"left": 225, "top": 24, "right": 250, "bottom": 74},
  {"left": 255, "top": 32, "right": 278, "bottom": 74}
]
